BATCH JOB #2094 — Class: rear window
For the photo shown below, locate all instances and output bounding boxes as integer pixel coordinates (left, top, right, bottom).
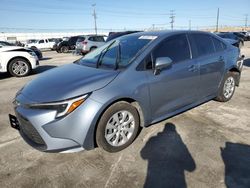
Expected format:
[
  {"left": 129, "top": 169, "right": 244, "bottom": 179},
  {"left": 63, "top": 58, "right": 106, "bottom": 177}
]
[
  {"left": 88, "top": 36, "right": 105, "bottom": 42},
  {"left": 212, "top": 37, "right": 226, "bottom": 52},
  {"left": 190, "top": 34, "right": 215, "bottom": 57},
  {"left": 76, "top": 37, "right": 85, "bottom": 42}
]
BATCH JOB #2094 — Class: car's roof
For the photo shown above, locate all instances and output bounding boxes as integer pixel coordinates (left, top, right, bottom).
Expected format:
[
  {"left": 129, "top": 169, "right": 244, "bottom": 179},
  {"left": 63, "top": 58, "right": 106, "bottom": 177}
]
[{"left": 123, "top": 30, "right": 213, "bottom": 38}]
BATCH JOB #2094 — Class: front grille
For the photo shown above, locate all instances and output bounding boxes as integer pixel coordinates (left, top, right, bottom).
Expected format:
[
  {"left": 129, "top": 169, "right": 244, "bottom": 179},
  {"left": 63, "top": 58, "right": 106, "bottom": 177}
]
[{"left": 16, "top": 112, "right": 46, "bottom": 149}]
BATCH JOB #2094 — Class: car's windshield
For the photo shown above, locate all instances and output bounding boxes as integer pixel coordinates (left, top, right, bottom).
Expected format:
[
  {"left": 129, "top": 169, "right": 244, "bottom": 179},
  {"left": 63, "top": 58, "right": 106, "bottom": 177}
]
[{"left": 77, "top": 34, "right": 154, "bottom": 69}]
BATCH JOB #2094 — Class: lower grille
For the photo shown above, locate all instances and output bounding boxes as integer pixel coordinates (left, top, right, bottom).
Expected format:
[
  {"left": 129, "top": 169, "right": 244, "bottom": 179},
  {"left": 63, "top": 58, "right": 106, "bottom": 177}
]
[{"left": 16, "top": 112, "right": 46, "bottom": 149}]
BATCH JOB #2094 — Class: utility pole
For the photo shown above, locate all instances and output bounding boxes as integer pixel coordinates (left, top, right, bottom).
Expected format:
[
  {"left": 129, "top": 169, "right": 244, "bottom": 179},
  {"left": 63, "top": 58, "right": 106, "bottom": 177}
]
[
  {"left": 245, "top": 14, "right": 248, "bottom": 30},
  {"left": 170, "top": 10, "right": 175, "bottom": 30},
  {"left": 92, "top": 4, "right": 97, "bottom": 35},
  {"left": 152, "top": 24, "right": 155, "bottom": 31},
  {"left": 216, "top": 8, "right": 220, "bottom": 32},
  {"left": 189, "top": 20, "right": 191, "bottom": 30}
]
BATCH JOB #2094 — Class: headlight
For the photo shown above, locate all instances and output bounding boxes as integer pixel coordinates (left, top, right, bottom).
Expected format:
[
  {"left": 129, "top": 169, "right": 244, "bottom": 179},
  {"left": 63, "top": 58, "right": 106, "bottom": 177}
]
[
  {"left": 28, "top": 51, "right": 36, "bottom": 56},
  {"left": 27, "top": 95, "right": 88, "bottom": 118}
]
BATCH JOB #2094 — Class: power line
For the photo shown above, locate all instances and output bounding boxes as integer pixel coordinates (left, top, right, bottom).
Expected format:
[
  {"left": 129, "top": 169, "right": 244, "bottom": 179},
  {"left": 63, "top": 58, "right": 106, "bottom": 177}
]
[{"left": 170, "top": 10, "right": 175, "bottom": 30}]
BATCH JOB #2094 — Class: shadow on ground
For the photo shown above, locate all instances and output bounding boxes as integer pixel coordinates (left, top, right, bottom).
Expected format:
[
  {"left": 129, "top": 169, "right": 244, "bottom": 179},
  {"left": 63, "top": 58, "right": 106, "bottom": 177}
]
[
  {"left": 32, "top": 65, "right": 57, "bottom": 75},
  {"left": 221, "top": 142, "right": 250, "bottom": 188},
  {"left": 141, "top": 123, "right": 196, "bottom": 188},
  {"left": 40, "top": 57, "right": 52, "bottom": 61},
  {"left": 243, "top": 58, "right": 250, "bottom": 67},
  {"left": 0, "top": 65, "right": 57, "bottom": 80}
]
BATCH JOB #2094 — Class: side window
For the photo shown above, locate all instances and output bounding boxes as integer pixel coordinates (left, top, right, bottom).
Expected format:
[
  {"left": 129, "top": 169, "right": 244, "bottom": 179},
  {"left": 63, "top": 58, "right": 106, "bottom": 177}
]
[
  {"left": 153, "top": 34, "right": 191, "bottom": 63},
  {"left": 95, "top": 36, "right": 105, "bottom": 42},
  {"left": 191, "top": 34, "right": 215, "bottom": 57},
  {"left": 88, "top": 37, "right": 94, "bottom": 41},
  {"left": 69, "top": 37, "right": 77, "bottom": 45},
  {"left": 39, "top": 40, "right": 44, "bottom": 44},
  {"left": 212, "top": 37, "right": 226, "bottom": 52},
  {"left": 77, "top": 37, "right": 85, "bottom": 42}
]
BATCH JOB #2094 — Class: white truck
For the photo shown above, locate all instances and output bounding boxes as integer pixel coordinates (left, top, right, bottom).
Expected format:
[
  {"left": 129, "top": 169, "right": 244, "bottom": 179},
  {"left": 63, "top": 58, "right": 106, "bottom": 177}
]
[{"left": 25, "top": 39, "right": 55, "bottom": 50}]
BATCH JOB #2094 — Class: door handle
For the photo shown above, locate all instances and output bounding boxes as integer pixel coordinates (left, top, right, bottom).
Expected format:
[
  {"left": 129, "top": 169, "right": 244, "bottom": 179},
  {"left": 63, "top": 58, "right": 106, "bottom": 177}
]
[{"left": 188, "top": 65, "right": 198, "bottom": 72}]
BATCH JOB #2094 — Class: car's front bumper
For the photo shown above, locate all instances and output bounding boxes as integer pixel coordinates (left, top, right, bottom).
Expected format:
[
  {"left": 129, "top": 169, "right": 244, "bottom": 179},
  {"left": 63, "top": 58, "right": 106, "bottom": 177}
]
[{"left": 10, "top": 94, "right": 103, "bottom": 153}]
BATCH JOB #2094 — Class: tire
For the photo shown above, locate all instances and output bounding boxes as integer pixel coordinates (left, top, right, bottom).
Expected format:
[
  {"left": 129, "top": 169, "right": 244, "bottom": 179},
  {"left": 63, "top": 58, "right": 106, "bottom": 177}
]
[
  {"left": 61, "top": 46, "right": 69, "bottom": 53},
  {"left": 215, "top": 72, "right": 236, "bottom": 102},
  {"left": 96, "top": 101, "right": 140, "bottom": 152},
  {"left": 8, "top": 58, "right": 31, "bottom": 77}
]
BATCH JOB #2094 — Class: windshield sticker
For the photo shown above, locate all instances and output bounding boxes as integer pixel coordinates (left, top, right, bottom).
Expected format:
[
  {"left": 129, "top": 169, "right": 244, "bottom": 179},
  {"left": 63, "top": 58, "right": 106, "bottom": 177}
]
[{"left": 139, "top": 36, "right": 158, "bottom": 40}]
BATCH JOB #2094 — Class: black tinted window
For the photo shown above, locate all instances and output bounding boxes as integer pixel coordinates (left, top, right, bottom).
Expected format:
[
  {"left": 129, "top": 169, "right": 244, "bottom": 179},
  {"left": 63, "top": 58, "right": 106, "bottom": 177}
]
[
  {"left": 191, "top": 34, "right": 215, "bottom": 56},
  {"left": 88, "top": 37, "right": 94, "bottom": 41},
  {"left": 77, "top": 37, "right": 85, "bottom": 42},
  {"left": 69, "top": 37, "right": 78, "bottom": 44},
  {"left": 94, "top": 36, "right": 105, "bottom": 42},
  {"left": 212, "top": 37, "right": 225, "bottom": 52},
  {"left": 153, "top": 34, "right": 190, "bottom": 63}
]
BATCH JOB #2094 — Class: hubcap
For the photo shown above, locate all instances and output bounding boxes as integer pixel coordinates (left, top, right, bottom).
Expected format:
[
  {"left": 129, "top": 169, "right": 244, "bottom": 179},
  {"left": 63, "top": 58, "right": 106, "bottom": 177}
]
[
  {"left": 12, "top": 61, "right": 28, "bottom": 76},
  {"left": 105, "top": 110, "right": 135, "bottom": 147},
  {"left": 223, "top": 76, "right": 235, "bottom": 99}
]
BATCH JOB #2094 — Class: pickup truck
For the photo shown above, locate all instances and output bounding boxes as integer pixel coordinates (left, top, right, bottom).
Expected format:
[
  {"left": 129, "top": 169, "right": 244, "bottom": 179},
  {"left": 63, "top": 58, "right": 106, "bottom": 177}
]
[{"left": 26, "top": 39, "right": 55, "bottom": 50}]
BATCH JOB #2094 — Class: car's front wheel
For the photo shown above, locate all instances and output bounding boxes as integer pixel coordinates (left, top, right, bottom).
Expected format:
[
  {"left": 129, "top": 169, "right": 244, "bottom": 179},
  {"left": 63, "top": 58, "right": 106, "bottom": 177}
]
[
  {"left": 8, "top": 58, "right": 31, "bottom": 77},
  {"left": 216, "top": 72, "right": 236, "bottom": 102},
  {"left": 96, "top": 102, "right": 140, "bottom": 152},
  {"left": 61, "top": 46, "right": 69, "bottom": 53}
]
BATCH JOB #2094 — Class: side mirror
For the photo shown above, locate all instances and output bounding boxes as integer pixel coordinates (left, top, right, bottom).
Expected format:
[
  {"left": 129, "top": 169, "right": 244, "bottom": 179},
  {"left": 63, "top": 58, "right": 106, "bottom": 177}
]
[{"left": 154, "top": 57, "right": 173, "bottom": 75}]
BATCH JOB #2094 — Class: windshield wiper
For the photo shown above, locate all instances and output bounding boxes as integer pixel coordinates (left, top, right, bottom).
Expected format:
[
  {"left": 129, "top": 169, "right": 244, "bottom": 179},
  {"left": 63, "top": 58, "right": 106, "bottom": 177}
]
[{"left": 115, "top": 42, "right": 121, "bottom": 70}]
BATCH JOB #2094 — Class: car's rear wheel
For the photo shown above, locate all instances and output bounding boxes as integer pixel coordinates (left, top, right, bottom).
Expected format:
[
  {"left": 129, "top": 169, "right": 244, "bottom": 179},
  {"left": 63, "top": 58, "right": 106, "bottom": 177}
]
[
  {"left": 61, "top": 46, "right": 69, "bottom": 53},
  {"left": 8, "top": 58, "right": 31, "bottom": 77},
  {"left": 96, "top": 102, "right": 140, "bottom": 152},
  {"left": 215, "top": 72, "right": 236, "bottom": 102}
]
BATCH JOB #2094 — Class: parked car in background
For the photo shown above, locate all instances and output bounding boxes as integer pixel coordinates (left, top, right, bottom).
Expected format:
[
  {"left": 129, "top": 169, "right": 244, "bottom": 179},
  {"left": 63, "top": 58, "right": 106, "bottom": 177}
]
[
  {"left": 238, "top": 31, "right": 250, "bottom": 41},
  {"left": 76, "top": 35, "right": 105, "bottom": 54},
  {"left": 29, "top": 46, "right": 43, "bottom": 60},
  {"left": 50, "top": 38, "right": 63, "bottom": 50},
  {"left": 232, "top": 32, "right": 247, "bottom": 41},
  {"left": 0, "top": 41, "right": 14, "bottom": 46},
  {"left": 216, "top": 32, "right": 244, "bottom": 48},
  {"left": 56, "top": 36, "right": 83, "bottom": 53},
  {"left": 25, "top": 39, "right": 56, "bottom": 50},
  {"left": 9, "top": 31, "right": 243, "bottom": 153},
  {"left": 0, "top": 41, "right": 43, "bottom": 60},
  {"left": 0, "top": 46, "right": 39, "bottom": 77},
  {"left": 106, "top": 31, "right": 141, "bottom": 42}
]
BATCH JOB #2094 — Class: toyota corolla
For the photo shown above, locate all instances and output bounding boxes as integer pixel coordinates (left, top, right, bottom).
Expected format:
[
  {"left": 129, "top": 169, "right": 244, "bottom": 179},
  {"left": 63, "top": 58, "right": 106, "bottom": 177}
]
[{"left": 9, "top": 31, "right": 244, "bottom": 153}]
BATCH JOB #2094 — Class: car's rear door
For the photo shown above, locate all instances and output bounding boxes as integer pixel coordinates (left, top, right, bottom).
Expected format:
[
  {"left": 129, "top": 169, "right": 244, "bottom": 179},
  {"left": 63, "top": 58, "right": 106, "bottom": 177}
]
[
  {"left": 146, "top": 34, "right": 200, "bottom": 121},
  {"left": 188, "top": 33, "right": 225, "bottom": 98}
]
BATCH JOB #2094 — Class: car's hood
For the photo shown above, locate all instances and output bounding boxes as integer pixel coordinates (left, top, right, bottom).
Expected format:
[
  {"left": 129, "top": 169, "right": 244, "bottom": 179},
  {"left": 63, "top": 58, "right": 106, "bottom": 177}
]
[{"left": 20, "top": 63, "right": 119, "bottom": 103}]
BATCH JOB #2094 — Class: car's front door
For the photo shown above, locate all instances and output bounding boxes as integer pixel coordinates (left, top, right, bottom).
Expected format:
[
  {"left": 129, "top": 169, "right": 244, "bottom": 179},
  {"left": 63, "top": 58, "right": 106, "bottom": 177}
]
[
  {"left": 38, "top": 39, "right": 45, "bottom": 49},
  {"left": 146, "top": 34, "right": 200, "bottom": 122}
]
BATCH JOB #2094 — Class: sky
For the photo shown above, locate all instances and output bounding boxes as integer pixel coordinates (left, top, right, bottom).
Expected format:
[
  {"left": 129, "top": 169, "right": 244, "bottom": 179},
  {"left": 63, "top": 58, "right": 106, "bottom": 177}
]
[{"left": 0, "top": 0, "right": 249, "bottom": 32}]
